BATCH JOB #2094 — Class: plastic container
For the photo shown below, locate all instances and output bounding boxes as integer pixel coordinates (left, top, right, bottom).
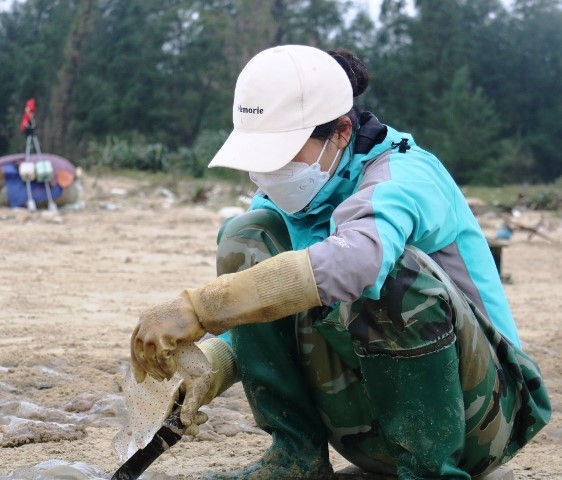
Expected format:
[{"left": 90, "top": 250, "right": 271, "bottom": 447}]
[
  {"left": 18, "top": 161, "right": 36, "bottom": 181},
  {"left": 35, "top": 160, "right": 54, "bottom": 182}
]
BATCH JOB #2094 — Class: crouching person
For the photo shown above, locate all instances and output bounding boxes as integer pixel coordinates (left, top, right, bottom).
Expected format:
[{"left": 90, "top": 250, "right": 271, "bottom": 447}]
[{"left": 130, "top": 45, "right": 550, "bottom": 479}]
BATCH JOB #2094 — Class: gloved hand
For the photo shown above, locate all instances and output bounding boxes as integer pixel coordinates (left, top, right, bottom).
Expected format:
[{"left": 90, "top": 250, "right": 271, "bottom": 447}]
[
  {"left": 178, "top": 337, "right": 237, "bottom": 435},
  {"left": 131, "top": 249, "right": 321, "bottom": 383},
  {"left": 113, "top": 341, "right": 235, "bottom": 460},
  {"left": 131, "top": 291, "right": 206, "bottom": 383}
]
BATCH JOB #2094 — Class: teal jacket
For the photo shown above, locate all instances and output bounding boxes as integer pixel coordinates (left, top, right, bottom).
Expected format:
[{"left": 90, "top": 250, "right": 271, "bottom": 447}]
[{"left": 249, "top": 112, "right": 520, "bottom": 346}]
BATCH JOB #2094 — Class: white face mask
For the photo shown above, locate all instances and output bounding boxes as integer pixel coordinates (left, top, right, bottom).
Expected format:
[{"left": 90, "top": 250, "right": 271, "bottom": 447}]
[{"left": 249, "top": 139, "right": 340, "bottom": 214}]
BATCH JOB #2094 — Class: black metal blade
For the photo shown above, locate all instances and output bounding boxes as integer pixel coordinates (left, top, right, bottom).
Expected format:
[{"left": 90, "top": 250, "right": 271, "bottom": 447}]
[{"left": 111, "top": 408, "right": 184, "bottom": 480}]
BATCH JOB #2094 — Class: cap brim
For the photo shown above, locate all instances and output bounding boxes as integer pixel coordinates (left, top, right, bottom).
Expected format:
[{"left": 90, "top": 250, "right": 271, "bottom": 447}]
[{"left": 208, "top": 127, "right": 314, "bottom": 173}]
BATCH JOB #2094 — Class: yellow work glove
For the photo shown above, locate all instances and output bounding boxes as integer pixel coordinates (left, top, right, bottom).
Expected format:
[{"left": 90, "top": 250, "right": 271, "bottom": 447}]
[
  {"left": 179, "top": 338, "right": 237, "bottom": 435},
  {"left": 131, "top": 249, "right": 321, "bottom": 383},
  {"left": 113, "top": 341, "right": 233, "bottom": 458},
  {"left": 196, "top": 337, "right": 237, "bottom": 402},
  {"left": 130, "top": 293, "right": 206, "bottom": 383}
]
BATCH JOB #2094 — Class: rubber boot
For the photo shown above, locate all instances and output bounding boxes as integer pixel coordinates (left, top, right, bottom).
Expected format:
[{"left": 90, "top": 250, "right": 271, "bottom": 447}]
[
  {"left": 357, "top": 345, "right": 470, "bottom": 480},
  {"left": 203, "top": 316, "right": 334, "bottom": 480}
]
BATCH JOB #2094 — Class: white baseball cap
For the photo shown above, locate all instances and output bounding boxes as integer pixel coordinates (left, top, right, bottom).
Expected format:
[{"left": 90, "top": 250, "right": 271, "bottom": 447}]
[{"left": 208, "top": 45, "right": 353, "bottom": 173}]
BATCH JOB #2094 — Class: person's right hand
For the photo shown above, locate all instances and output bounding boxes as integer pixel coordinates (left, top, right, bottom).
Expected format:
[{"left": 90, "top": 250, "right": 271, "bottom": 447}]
[
  {"left": 131, "top": 248, "right": 319, "bottom": 383},
  {"left": 131, "top": 291, "right": 206, "bottom": 383}
]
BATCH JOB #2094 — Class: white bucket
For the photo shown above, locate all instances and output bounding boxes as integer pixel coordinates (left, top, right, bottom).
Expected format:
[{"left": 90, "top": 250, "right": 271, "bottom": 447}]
[{"left": 18, "top": 161, "right": 36, "bottom": 181}]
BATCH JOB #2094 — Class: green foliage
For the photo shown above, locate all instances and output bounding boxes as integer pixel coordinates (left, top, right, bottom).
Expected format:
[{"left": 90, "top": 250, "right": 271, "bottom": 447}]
[
  {"left": 524, "top": 176, "right": 562, "bottom": 210},
  {"left": 0, "top": 0, "right": 560, "bottom": 186},
  {"left": 182, "top": 129, "right": 229, "bottom": 178},
  {"left": 462, "top": 177, "right": 562, "bottom": 211},
  {"left": 527, "top": 190, "right": 561, "bottom": 210},
  {"left": 0, "top": 0, "right": 80, "bottom": 152},
  {"left": 478, "top": 0, "right": 562, "bottom": 181},
  {"left": 423, "top": 66, "right": 506, "bottom": 185},
  {"left": 82, "top": 136, "right": 170, "bottom": 172},
  {"left": 81, "top": 129, "right": 228, "bottom": 177},
  {"left": 367, "top": 0, "right": 562, "bottom": 185}
]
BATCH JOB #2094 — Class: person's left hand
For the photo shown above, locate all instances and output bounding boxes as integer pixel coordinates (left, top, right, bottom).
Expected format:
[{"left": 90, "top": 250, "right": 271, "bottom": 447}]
[{"left": 174, "top": 345, "right": 215, "bottom": 435}]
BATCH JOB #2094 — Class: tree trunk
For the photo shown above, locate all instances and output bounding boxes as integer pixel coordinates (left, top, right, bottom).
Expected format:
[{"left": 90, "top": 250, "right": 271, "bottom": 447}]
[{"left": 43, "top": 0, "right": 95, "bottom": 155}]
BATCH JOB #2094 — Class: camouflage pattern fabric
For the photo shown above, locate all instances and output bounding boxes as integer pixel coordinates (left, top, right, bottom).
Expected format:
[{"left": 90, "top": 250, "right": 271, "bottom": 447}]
[{"left": 216, "top": 209, "right": 551, "bottom": 479}]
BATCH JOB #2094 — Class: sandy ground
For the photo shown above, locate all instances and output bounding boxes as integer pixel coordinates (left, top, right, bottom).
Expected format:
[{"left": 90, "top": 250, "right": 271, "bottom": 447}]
[{"left": 0, "top": 173, "right": 560, "bottom": 479}]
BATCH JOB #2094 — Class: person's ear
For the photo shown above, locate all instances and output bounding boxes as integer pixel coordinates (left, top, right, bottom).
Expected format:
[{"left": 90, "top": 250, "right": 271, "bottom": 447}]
[{"left": 335, "top": 116, "right": 353, "bottom": 148}]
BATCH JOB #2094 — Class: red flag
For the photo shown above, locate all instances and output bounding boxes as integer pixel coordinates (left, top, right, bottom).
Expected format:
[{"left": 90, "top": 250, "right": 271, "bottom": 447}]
[{"left": 19, "top": 98, "right": 36, "bottom": 133}]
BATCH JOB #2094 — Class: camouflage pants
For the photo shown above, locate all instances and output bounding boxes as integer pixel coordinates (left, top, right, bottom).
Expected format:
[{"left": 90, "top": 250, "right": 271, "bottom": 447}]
[{"left": 216, "top": 209, "right": 551, "bottom": 479}]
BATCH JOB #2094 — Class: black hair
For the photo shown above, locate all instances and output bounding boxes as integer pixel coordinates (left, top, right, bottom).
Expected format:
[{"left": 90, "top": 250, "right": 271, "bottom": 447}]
[{"left": 310, "top": 49, "right": 370, "bottom": 141}]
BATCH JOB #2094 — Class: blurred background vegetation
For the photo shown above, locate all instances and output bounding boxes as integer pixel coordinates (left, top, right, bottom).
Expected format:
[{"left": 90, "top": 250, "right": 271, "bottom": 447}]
[{"left": 0, "top": 0, "right": 560, "bottom": 187}]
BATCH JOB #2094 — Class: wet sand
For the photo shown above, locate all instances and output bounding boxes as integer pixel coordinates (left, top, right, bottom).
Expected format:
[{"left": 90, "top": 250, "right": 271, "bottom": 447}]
[{"left": 0, "top": 174, "right": 560, "bottom": 479}]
